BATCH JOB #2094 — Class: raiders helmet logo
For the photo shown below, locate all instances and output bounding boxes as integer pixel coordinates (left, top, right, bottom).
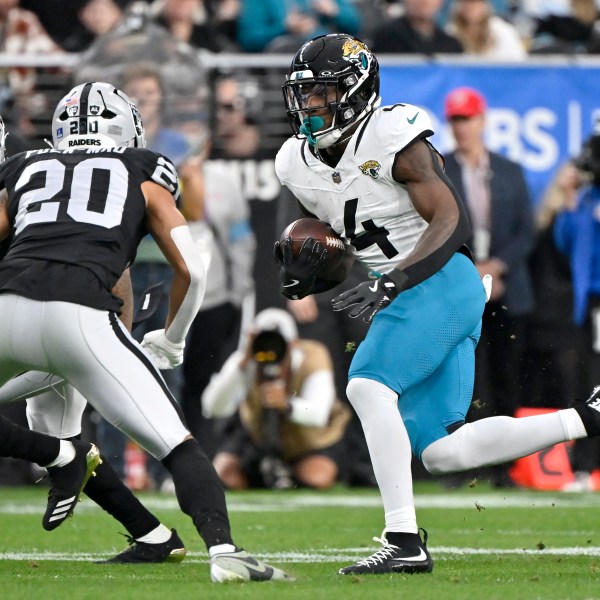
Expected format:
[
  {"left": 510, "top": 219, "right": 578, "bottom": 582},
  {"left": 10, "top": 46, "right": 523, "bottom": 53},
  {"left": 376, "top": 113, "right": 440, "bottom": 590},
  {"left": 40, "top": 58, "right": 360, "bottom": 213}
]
[{"left": 359, "top": 160, "right": 381, "bottom": 179}]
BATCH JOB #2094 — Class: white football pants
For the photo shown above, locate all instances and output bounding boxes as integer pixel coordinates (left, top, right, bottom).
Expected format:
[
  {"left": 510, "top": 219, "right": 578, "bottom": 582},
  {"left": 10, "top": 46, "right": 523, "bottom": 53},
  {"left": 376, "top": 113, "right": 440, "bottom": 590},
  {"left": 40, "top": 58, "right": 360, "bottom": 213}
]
[{"left": 0, "top": 294, "right": 189, "bottom": 459}]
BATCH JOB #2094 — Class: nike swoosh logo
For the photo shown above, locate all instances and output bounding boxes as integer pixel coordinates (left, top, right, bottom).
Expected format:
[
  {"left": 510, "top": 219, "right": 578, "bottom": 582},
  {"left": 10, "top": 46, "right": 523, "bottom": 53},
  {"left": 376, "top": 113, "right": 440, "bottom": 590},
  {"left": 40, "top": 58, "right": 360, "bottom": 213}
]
[
  {"left": 282, "top": 279, "right": 300, "bottom": 288},
  {"left": 369, "top": 281, "right": 378, "bottom": 292},
  {"left": 237, "top": 556, "right": 275, "bottom": 580},
  {"left": 407, "top": 112, "right": 419, "bottom": 124},
  {"left": 393, "top": 548, "right": 428, "bottom": 562},
  {"left": 239, "top": 557, "right": 268, "bottom": 572}
]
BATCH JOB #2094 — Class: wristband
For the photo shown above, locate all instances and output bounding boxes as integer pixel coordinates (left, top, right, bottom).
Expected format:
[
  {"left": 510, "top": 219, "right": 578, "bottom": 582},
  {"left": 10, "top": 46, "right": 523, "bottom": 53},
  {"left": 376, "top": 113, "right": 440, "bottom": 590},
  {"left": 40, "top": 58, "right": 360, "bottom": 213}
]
[{"left": 381, "top": 269, "right": 409, "bottom": 292}]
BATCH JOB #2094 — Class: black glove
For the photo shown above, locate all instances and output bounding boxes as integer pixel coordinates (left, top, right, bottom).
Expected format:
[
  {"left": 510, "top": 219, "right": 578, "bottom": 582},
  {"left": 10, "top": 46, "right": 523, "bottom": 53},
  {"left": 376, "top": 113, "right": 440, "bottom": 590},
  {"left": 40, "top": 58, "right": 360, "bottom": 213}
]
[
  {"left": 273, "top": 236, "right": 328, "bottom": 300},
  {"left": 331, "top": 274, "right": 402, "bottom": 322}
]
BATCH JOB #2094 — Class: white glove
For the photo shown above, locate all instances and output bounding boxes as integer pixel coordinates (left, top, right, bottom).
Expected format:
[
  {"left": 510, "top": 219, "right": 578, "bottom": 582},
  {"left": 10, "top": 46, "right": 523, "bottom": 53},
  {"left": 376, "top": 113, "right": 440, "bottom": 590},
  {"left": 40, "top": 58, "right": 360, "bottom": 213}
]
[{"left": 141, "top": 329, "right": 185, "bottom": 370}]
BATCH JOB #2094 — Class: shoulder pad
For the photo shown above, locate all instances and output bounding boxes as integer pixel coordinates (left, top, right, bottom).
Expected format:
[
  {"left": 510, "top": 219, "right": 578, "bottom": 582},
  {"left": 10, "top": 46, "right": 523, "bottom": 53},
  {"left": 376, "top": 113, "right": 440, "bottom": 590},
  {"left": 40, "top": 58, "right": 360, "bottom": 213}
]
[
  {"left": 372, "top": 104, "right": 434, "bottom": 152},
  {"left": 129, "top": 148, "right": 180, "bottom": 202}
]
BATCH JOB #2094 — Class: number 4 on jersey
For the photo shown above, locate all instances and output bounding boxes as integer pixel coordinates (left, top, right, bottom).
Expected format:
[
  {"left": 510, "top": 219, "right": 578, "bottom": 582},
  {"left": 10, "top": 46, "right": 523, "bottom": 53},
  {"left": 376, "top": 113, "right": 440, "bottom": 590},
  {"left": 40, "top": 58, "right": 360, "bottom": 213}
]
[{"left": 344, "top": 198, "right": 399, "bottom": 259}]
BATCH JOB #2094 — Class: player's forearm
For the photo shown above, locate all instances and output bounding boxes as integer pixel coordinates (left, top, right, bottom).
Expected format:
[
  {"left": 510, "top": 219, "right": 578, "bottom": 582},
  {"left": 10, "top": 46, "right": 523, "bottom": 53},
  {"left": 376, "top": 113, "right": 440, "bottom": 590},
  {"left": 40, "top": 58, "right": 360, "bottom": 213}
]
[{"left": 387, "top": 185, "right": 470, "bottom": 291}]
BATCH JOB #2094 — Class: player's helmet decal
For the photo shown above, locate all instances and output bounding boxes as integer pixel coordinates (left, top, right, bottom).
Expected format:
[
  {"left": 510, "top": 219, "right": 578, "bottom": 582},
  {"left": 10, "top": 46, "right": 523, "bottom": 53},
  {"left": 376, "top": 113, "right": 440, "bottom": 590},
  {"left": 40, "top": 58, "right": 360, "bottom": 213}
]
[
  {"left": 341, "top": 38, "right": 370, "bottom": 71},
  {"left": 52, "top": 82, "right": 146, "bottom": 150},
  {"left": 283, "top": 33, "right": 380, "bottom": 150}
]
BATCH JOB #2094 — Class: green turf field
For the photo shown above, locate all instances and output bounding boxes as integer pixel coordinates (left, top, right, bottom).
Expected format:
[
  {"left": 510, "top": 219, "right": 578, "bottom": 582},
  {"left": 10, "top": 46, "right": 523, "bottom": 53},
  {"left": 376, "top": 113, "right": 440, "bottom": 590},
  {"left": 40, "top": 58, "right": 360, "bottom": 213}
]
[{"left": 0, "top": 482, "right": 598, "bottom": 600}]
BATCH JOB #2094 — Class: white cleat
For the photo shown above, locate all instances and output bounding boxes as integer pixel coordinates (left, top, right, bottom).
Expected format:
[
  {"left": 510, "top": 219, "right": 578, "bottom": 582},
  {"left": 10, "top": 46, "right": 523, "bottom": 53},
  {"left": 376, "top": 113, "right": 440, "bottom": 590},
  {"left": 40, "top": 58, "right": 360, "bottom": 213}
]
[{"left": 210, "top": 548, "right": 295, "bottom": 583}]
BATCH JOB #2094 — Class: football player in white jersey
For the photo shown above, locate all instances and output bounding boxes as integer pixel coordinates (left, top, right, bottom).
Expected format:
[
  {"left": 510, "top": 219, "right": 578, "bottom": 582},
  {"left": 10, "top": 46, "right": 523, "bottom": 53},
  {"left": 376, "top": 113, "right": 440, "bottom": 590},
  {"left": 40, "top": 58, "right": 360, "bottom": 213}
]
[
  {"left": 0, "top": 82, "right": 292, "bottom": 583},
  {"left": 274, "top": 33, "right": 600, "bottom": 575}
]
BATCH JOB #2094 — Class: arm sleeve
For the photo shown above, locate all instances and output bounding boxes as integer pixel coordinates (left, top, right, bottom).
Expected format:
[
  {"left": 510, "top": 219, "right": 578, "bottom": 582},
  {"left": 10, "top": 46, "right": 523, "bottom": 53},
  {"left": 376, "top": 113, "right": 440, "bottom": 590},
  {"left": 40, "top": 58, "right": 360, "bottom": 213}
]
[
  {"left": 201, "top": 350, "right": 249, "bottom": 418},
  {"left": 288, "top": 369, "right": 336, "bottom": 428},
  {"left": 165, "top": 225, "right": 207, "bottom": 345}
]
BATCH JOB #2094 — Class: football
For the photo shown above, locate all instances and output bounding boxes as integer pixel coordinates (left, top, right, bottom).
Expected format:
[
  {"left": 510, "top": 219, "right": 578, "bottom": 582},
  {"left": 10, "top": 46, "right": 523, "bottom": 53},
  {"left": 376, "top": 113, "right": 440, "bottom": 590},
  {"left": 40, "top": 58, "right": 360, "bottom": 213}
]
[{"left": 279, "top": 217, "right": 354, "bottom": 283}]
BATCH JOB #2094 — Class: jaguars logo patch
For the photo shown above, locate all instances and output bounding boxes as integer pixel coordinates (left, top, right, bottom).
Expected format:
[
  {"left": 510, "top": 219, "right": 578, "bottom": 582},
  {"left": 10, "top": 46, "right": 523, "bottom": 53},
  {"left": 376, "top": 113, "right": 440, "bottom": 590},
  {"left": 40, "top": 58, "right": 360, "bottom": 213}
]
[{"left": 359, "top": 160, "right": 381, "bottom": 179}]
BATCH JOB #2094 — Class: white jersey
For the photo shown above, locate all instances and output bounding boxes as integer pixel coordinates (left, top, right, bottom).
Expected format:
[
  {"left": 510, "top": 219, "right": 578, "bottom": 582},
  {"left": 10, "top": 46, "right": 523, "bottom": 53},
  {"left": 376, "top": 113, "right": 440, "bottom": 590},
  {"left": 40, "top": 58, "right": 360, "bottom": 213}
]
[{"left": 276, "top": 103, "right": 433, "bottom": 275}]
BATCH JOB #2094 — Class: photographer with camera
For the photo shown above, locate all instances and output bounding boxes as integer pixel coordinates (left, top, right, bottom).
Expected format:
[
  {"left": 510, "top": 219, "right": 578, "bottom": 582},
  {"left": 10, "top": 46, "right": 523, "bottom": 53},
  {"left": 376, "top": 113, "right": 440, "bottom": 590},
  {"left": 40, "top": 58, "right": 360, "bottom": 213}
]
[
  {"left": 201, "top": 308, "right": 352, "bottom": 490},
  {"left": 552, "top": 119, "right": 600, "bottom": 490}
]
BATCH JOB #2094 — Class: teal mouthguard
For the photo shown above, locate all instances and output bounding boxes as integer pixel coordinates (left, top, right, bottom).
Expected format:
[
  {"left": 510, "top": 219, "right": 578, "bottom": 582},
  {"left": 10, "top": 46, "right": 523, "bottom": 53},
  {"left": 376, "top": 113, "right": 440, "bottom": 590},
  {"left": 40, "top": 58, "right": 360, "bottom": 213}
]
[{"left": 299, "top": 116, "right": 325, "bottom": 146}]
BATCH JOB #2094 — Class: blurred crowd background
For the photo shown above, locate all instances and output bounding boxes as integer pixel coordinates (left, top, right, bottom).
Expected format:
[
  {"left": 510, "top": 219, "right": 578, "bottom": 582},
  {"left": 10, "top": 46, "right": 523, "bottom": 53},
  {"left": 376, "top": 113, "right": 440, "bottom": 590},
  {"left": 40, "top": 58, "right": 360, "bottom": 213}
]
[{"left": 1, "top": 0, "right": 600, "bottom": 493}]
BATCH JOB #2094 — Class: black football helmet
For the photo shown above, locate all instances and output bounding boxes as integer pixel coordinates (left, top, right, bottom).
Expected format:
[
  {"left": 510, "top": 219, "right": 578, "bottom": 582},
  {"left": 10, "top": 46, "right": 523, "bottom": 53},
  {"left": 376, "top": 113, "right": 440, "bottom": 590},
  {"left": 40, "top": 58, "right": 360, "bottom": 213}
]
[{"left": 283, "top": 33, "right": 380, "bottom": 149}]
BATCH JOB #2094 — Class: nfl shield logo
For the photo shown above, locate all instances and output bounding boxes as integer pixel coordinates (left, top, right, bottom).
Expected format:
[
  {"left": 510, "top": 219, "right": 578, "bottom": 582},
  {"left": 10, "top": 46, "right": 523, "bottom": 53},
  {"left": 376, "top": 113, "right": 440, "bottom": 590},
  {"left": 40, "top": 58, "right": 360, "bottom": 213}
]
[{"left": 332, "top": 171, "right": 341, "bottom": 184}]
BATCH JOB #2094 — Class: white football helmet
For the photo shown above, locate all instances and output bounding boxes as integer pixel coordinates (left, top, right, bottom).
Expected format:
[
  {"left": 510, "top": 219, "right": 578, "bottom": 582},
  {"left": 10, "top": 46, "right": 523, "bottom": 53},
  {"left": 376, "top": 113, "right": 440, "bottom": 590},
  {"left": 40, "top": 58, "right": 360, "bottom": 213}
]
[{"left": 52, "top": 82, "right": 146, "bottom": 150}]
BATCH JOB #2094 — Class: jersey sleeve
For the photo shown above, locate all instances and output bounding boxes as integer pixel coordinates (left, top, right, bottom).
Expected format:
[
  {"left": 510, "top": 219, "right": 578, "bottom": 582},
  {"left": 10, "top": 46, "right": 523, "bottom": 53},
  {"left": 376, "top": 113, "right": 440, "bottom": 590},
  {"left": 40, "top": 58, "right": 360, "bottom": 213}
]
[
  {"left": 128, "top": 148, "right": 181, "bottom": 204},
  {"left": 375, "top": 103, "right": 434, "bottom": 151},
  {"left": 372, "top": 104, "right": 434, "bottom": 184}
]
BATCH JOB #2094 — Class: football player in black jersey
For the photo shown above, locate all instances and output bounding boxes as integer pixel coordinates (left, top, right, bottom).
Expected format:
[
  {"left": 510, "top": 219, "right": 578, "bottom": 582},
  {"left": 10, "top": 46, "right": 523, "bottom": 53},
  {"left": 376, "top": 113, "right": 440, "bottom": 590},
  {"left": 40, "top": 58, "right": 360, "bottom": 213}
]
[
  {"left": 0, "top": 83, "right": 293, "bottom": 582},
  {"left": 0, "top": 266, "right": 189, "bottom": 563},
  {"left": 0, "top": 110, "right": 187, "bottom": 562}
]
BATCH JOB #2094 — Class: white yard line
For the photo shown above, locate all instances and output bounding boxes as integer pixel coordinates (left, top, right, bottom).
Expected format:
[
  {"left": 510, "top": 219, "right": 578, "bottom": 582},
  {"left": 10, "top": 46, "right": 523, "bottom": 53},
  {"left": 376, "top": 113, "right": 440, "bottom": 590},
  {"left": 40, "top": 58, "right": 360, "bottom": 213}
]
[
  {"left": 1, "top": 491, "right": 599, "bottom": 515},
  {"left": 1, "top": 546, "right": 600, "bottom": 563}
]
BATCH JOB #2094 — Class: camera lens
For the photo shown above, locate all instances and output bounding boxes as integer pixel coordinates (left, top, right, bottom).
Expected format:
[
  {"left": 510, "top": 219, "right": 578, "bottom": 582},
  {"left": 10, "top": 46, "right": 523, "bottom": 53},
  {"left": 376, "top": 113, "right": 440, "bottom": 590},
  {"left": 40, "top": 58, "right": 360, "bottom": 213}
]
[{"left": 251, "top": 331, "right": 288, "bottom": 363}]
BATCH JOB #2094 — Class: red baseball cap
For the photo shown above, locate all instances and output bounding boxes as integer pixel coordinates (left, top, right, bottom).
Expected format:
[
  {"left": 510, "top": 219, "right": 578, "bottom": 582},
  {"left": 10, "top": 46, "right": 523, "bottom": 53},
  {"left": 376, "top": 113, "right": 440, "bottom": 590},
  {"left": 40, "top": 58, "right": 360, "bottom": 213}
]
[{"left": 444, "top": 87, "right": 486, "bottom": 118}]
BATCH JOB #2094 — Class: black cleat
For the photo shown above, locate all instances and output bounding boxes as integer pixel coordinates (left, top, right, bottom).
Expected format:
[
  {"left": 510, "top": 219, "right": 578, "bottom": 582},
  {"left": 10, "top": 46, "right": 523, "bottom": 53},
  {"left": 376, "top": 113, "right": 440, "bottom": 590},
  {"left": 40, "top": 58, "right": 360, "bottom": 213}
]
[
  {"left": 574, "top": 385, "right": 600, "bottom": 437},
  {"left": 339, "top": 529, "right": 433, "bottom": 575},
  {"left": 98, "top": 528, "right": 186, "bottom": 564},
  {"left": 42, "top": 441, "right": 101, "bottom": 531}
]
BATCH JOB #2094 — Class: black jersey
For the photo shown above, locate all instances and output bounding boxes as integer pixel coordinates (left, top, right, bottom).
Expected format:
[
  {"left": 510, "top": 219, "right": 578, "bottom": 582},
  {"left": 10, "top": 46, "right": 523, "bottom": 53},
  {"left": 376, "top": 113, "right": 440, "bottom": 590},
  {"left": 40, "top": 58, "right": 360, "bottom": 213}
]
[{"left": 0, "top": 146, "right": 179, "bottom": 313}]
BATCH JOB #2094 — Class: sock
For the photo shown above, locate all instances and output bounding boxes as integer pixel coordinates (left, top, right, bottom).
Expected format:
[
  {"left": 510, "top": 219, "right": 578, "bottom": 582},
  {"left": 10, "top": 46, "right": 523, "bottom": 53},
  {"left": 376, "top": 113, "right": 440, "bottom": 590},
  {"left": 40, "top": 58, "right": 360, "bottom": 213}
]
[
  {"left": 209, "top": 543, "right": 236, "bottom": 557},
  {"left": 45, "top": 440, "right": 76, "bottom": 468},
  {"left": 78, "top": 443, "right": 160, "bottom": 540},
  {"left": 0, "top": 415, "right": 60, "bottom": 466},
  {"left": 385, "top": 507, "right": 419, "bottom": 535},
  {"left": 136, "top": 524, "right": 172, "bottom": 544},
  {"left": 162, "top": 438, "right": 233, "bottom": 549},
  {"left": 386, "top": 531, "right": 423, "bottom": 547},
  {"left": 346, "top": 378, "right": 418, "bottom": 533}
]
